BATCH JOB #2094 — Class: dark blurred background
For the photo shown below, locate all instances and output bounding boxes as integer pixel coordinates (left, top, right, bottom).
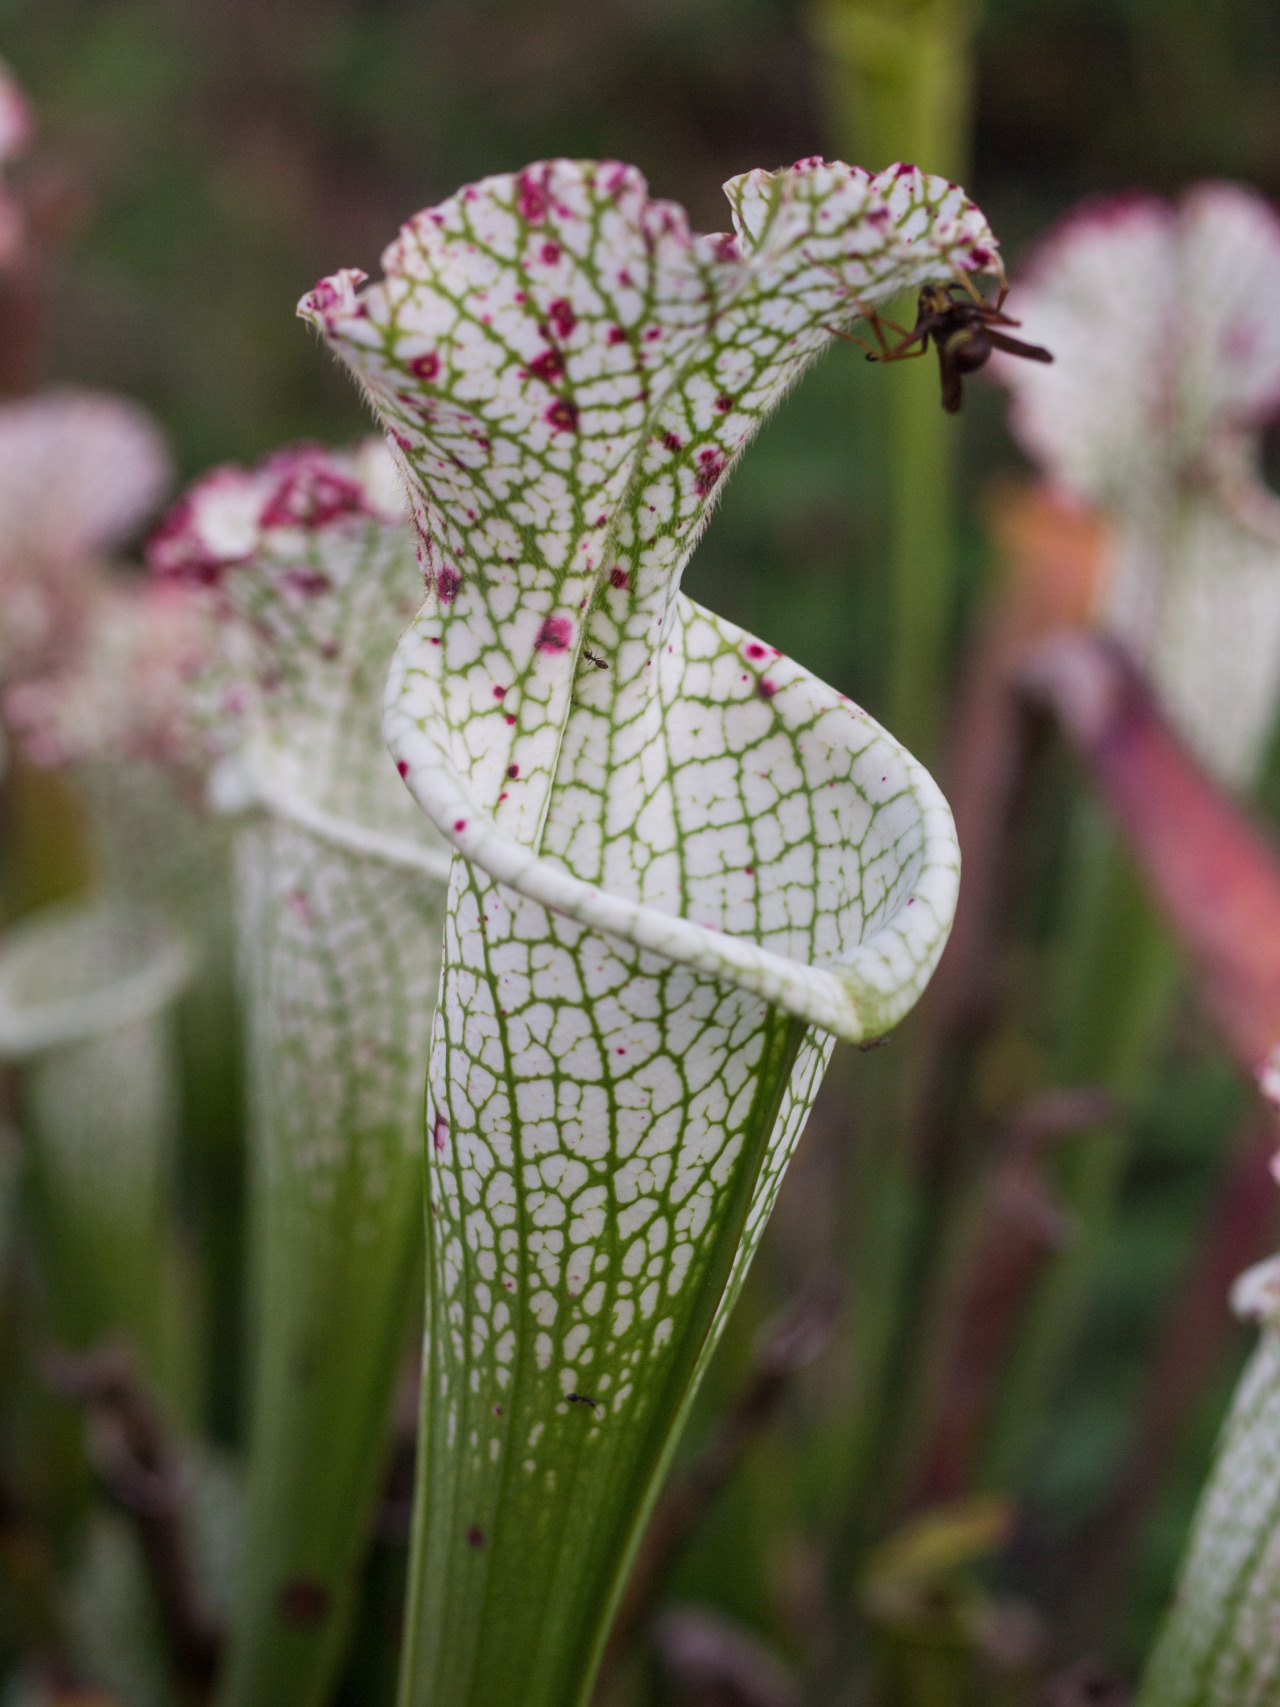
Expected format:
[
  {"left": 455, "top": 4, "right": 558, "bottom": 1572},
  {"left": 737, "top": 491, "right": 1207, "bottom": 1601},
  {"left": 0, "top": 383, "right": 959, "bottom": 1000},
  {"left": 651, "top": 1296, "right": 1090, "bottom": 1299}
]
[{"left": 6, "top": 0, "right": 1280, "bottom": 723}]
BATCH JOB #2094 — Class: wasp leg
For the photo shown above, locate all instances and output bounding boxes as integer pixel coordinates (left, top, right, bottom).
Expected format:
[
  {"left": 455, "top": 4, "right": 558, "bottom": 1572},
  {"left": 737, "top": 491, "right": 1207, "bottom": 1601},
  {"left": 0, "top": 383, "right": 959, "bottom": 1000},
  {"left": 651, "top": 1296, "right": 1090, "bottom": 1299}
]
[
  {"left": 805, "top": 257, "right": 914, "bottom": 341},
  {"left": 829, "top": 306, "right": 922, "bottom": 360},
  {"left": 829, "top": 305, "right": 912, "bottom": 346},
  {"left": 829, "top": 328, "right": 927, "bottom": 361},
  {"left": 867, "top": 331, "right": 930, "bottom": 364},
  {"left": 832, "top": 327, "right": 930, "bottom": 363},
  {"left": 865, "top": 311, "right": 916, "bottom": 348},
  {"left": 808, "top": 263, "right": 922, "bottom": 355},
  {"left": 861, "top": 304, "right": 932, "bottom": 362},
  {"left": 951, "top": 267, "right": 987, "bottom": 306},
  {"left": 950, "top": 262, "right": 1012, "bottom": 314},
  {"left": 970, "top": 261, "right": 1011, "bottom": 310},
  {"left": 828, "top": 327, "right": 889, "bottom": 356}
]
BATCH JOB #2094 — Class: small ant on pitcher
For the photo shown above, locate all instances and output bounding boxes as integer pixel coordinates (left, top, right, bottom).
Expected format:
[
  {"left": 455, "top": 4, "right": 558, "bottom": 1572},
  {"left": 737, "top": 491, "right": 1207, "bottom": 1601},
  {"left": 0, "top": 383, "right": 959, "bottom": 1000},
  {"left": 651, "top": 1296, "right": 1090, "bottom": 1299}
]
[{"left": 828, "top": 269, "right": 1053, "bottom": 414}]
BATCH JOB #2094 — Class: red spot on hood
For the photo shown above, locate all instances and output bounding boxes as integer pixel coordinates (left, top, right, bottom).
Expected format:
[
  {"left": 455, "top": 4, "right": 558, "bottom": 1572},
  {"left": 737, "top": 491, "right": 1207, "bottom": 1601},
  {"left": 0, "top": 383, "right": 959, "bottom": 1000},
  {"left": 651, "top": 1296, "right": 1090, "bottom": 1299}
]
[{"left": 536, "top": 615, "right": 573, "bottom": 653}]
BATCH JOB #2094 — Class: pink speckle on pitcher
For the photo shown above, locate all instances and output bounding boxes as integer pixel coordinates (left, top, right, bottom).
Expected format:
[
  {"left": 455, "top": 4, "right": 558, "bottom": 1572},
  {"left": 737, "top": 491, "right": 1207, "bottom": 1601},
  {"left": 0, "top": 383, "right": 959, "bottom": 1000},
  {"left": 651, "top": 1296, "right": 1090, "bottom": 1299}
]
[
  {"left": 282, "top": 567, "right": 332, "bottom": 598},
  {"left": 546, "top": 399, "right": 579, "bottom": 433},
  {"left": 259, "top": 448, "right": 368, "bottom": 530},
  {"left": 528, "top": 348, "right": 565, "bottom": 383},
  {"left": 536, "top": 615, "right": 573, "bottom": 653},
  {"left": 517, "top": 170, "right": 550, "bottom": 222},
  {"left": 548, "top": 298, "right": 577, "bottom": 339},
  {"left": 694, "top": 447, "right": 727, "bottom": 496}
]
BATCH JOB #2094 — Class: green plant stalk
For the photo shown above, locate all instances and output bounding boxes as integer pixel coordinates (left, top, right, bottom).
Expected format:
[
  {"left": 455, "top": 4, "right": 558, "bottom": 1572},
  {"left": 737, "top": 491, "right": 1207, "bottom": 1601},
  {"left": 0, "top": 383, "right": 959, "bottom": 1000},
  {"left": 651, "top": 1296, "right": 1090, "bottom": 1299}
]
[
  {"left": 981, "top": 807, "right": 1178, "bottom": 1488},
  {"left": 814, "top": 0, "right": 979, "bottom": 761},
  {"left": 873, "top": 1636, "right": 973, "bottom": 1707},
  {"left": 843, "top": 1093, "right": 994, "bottom": 1534},
  {"left": 825, "top": 1039, "right": 925, "bottom": 1559},
  {"left": 885, "top": 373, "right": 956, "bottom": 761},
  {"left": 78, "top": 761, "right": 246, "bottom": 1445},
  {"left": 812, "top": 0, "right": 982, "bottom": 1620}
]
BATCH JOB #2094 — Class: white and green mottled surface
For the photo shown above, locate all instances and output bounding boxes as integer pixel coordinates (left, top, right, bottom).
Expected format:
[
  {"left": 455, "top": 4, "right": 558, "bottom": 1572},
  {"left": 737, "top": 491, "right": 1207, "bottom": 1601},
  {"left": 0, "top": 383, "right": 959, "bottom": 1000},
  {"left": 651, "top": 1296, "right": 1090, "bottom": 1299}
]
[
  {"left": 303, "top": 154, "right": 982, "bottom": 1707},
  {"left": 1141, "top": 1255, "right": 1280, "bottom": 1707},
  {"left": 0, "top": 897, "right": 192, "bottom": 1392},
  {"left": 996, "top": 185, "right": 1280, "bottom": 787},
  {"left": 151, "top": 443, "right": 451, "bottom": 1707}
]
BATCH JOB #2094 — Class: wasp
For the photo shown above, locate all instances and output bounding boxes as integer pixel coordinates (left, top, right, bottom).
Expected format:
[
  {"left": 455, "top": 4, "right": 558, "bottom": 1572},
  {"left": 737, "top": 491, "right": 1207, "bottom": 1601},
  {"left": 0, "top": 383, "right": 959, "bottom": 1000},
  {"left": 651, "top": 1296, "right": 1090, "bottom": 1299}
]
[{"left": 833, "top": 274, "right": 1053, "bottom": 414}]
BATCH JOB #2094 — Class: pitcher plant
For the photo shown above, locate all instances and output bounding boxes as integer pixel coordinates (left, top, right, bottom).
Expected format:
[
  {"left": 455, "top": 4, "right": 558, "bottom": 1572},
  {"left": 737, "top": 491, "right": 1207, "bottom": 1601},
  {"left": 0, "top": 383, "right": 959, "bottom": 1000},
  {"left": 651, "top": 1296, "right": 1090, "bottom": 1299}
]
[
  {"left": 299, "top": 153, "right": 996, "bottom": 1707},
  {"left": 149, "top": 441, "right": 452, "bottom": 1707}
]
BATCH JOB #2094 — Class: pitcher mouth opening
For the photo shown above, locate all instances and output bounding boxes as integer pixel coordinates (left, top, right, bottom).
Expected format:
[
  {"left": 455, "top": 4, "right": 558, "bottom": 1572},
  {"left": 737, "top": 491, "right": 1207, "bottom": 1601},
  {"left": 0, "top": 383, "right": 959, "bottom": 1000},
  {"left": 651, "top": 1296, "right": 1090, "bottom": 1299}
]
[
  {"left": 213, "top": 748, "right": 455, "bottom": 887},
  {"left": 0, "top": 897, "right": 194, "bottom": 1056}
]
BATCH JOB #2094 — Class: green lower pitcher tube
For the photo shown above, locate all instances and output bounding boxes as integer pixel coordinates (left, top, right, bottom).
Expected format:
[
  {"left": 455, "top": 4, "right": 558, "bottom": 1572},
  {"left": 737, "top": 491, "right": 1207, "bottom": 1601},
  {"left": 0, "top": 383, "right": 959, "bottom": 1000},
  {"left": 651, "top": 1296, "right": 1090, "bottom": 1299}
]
[
  {"left": 0, "top": 896, "right": 193, "bottom": 1391},
  {"left": 1140, "top": 1255, "right": 1280, "bottom": 1707},
  {"left": 218, "top": 814, "right": 446, "bottom": 1707}
]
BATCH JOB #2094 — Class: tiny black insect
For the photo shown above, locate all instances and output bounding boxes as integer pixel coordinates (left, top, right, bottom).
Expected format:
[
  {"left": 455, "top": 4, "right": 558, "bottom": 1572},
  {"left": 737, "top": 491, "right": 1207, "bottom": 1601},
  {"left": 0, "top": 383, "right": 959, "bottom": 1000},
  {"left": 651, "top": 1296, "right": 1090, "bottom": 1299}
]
[
  {"left": 832, "top": 274, "right": 1053, "bottom": 414},
  {"left": 567, "top": 1392, "right": 599, "bottom": 1410},
  {"left": 582, "top": 648, "right": 609, "bottom": 670}
]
